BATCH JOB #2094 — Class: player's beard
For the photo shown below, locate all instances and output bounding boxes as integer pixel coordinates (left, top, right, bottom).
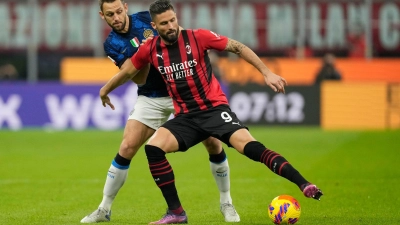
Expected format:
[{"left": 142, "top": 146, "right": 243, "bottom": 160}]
[
  {"left": 110, "top": 18, "right": 127, "bottom": 32},
  {"left": 160, "top": 27, "right": 179, "bottom": 44}
]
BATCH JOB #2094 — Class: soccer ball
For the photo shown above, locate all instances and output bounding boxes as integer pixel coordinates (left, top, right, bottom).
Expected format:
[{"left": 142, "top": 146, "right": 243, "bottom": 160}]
[{"left": 268, "top": 195, "right": 301, "bottom": 224}]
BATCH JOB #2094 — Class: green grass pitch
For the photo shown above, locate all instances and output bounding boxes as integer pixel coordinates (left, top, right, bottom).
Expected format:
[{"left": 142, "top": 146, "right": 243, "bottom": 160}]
[{"left": 1, "top": 127, "right": 399, "bottom": 225}]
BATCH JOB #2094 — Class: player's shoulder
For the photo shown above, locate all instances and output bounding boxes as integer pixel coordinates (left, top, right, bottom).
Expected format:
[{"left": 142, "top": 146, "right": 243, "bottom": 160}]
[
  {"left": 104, "top": 31, "right": 116, "bottom": 43},
  {"left": 180, "top": 29, "right": 202, "bottom": 37},
  {"left": 190, "top": 28, "right": 219, "bottom": 37},
  {"left": 103, "top": 31, "right": 131, "bottom": 56},
  {"left": 103, "top": 31, "right": 121, "bottom": 48},
  {"left": 130, "top": 11, "right": 152, "bottom": 24},
  {"left": 191, "top": 28, "right": 211, "bottom": 33},
  {"left": 192, "top": 28, "right": 208, "bottom": 32}
]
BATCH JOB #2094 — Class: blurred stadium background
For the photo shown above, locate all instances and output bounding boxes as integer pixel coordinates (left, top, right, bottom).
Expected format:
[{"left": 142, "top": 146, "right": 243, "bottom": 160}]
[
  {"left": 1, "top": 1, "right": 400, "bottom": 224},
  {"left": 0, "top": 0, "right": 399, "bottom": 130}
]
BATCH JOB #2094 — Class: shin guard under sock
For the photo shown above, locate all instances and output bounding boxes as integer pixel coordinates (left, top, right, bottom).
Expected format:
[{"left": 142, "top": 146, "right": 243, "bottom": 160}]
[{"left": 243, "top": 141, "right": 308, "bottom": 189}]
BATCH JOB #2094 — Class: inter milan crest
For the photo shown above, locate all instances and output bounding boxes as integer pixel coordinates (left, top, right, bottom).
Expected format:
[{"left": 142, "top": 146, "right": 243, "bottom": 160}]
[
  {"left": 186, "top": 44, "right": 191, "bottom": 54},
  {"left": 143, "top": 29, "right": 154, "bottom": 38}
]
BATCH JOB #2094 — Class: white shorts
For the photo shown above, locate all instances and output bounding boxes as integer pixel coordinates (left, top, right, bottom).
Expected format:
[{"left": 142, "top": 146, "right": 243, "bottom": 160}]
[{"left": 128, "top": 95, "right": 175, "bottom": 130}]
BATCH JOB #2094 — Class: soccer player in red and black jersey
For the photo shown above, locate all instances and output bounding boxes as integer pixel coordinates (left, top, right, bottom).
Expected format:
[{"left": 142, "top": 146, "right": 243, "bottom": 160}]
[{"left": 100, "top": 0, "right": 323, "bottom": 224}]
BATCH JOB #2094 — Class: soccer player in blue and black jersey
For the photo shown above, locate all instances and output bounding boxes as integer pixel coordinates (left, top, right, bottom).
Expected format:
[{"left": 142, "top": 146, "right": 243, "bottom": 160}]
[
  {"left": 81, "top": 0, "right": 240, "bottom": 223},
  {"left": 99, "top": 0, "right": 323, "bottom": 224}
]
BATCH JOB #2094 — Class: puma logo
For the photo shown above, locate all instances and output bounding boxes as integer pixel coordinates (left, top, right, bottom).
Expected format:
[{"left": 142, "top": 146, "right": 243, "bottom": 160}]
[
  {"left": 156, "top": 53, "right": 164, "bottom": 60},
  {"left": 232, "top": 122, "right": 241, "bottom": 126}
]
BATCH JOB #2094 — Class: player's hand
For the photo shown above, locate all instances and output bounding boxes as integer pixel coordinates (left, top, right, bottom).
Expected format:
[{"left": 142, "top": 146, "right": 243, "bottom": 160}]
[
  {"left": 264, "top": 72, "right": 287, "bottom": 94},
  {"left": 99, "top": 88, "right": 115, "bottom": 110},
  {"left": 141, "top": 35, "right": 154, "bottom": 46}
]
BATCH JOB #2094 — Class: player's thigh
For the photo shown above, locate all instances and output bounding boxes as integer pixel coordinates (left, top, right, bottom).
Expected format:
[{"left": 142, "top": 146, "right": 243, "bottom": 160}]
[
  {"left": 120, "top": 96, "right": 171, "bottom": 158},
  {"left": 201, "top": 136, "right": 222, "bottom": 154},
  {"left": 147, "top": 127, "right": 179, "bottom": 153},
  {"left": 129, "top": 96, "right": 174, "bottom": 130},
  {"left": 228, "top": 129, "right": 256, "bottom": 154},
  {"left": 155, "top": 116, "right": 209, "bottom": 152},
  {"left": 121, "top": 119, "right": 155, "bottom": 153}
]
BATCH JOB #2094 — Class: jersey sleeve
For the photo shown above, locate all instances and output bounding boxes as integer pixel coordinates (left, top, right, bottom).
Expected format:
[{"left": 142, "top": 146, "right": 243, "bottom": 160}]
[
  {"left": 130, "top": 42, "right": 150, "bottom": 70},
  {"left": 103, "top": 41, "right": 128, "bottom": 68},
  {"left": 194, "top": 29, "right": 229, "bottom": 51}
]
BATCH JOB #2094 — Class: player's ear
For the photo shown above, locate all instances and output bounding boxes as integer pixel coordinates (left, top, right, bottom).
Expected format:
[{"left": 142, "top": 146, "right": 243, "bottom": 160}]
[
  {"left": 99, "top": 11, "right": 105, "bottom": 20},
  {"left": 124, "top": 3, "right": 128, "bottom": 12},
  {"left": 151, "top": 22, "right": 156, "bottom": 30}
]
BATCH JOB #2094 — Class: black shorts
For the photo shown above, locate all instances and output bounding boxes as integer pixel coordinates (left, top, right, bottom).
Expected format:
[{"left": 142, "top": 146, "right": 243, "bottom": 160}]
[{"left": 161, "top": 105, "right": 248, "bottom": 151}]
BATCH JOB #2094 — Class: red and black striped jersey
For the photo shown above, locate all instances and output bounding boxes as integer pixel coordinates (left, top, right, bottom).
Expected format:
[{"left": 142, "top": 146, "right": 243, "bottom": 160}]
[{"left": 131, "top": 29, "right": 229, "bottom": 115}]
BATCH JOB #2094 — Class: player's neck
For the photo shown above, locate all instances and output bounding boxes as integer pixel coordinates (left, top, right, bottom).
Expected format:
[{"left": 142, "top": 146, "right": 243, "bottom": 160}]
[{"left": 119, "top": 15, "right": 130, "bottom": 34}]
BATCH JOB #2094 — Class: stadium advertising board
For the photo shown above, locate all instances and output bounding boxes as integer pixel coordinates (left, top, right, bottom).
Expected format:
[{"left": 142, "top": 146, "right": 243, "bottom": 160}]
[
  {"left": 0, "top": 0, "right": 399, "bottom": 56},
  {"left": 228, "top": 84, "right": 320, "bottom": 125},
  {"left": 218, "top": 58, "right": 400, "bottom": 85},
  {"left": 0, "top": 83, "right": 139, "bottom": 130}
]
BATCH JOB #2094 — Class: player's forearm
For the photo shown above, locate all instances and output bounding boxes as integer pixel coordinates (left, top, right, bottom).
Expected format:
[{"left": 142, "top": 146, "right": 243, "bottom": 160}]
[
  {"left": 225, "top": 38, "right": 273, "bottom": 78},
  {"left": 102, "top": 60, "right": 139, "bottom": 95},
  {"left": 101, "top": 70, "right": 132, "bottom": 95},
  {"left": 239, "top": 47, "right": 273, "bottom": 77}
]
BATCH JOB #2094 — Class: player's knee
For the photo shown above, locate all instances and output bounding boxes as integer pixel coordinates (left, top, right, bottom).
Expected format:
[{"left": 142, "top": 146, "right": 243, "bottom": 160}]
[
  {"left": 243, "top": 141, "right": 266, "bottom": 160},
  {"left": 145, "top": 145, "right": 166, "bottom": 162},
  {"left": 118, "top": 148, "right": 136, "bottom": 160},
  {"left": 205, "top": 144, "right": 221, "bottom": 154},
  {"left": 203, "top": 137, "right": 222, "bottom": 154},
  {"left": 228, "top": 129, "right": 257, "bottom": 153},
  {"left": 120, "top": 138, "right": 141, "bottom": 155},
  {"left": 244, "top": 141, "right": 265, "bottom": 152}
]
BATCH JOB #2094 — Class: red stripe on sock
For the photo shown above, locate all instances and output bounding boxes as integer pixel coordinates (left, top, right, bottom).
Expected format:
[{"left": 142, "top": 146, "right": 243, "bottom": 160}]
[
  {"left": 158, "top": 179, "right": 175, "bottom": 187},
  {"left": 260, "top": 150, "right": 269, "bottom": 163},
  {"left": 278, "top": 162, "right": 289, "bottom": 175},
  {"left": 150, "top": 164, "right": 171, "bottom": 172},
  {"left": 149, "top": 159, "right": 168, "bottom": 167},
  {"left": 263, "top": 151, "right": 275, "bottom": 164},
  {"left": 152, "top": 168, "right": 173, "bottom": 176}
]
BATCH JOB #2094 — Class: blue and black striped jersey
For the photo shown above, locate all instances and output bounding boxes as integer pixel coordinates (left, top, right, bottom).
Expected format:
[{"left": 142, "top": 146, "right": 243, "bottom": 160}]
[{"left": 103, "top": 11, "right": 168, "bottom": 97}]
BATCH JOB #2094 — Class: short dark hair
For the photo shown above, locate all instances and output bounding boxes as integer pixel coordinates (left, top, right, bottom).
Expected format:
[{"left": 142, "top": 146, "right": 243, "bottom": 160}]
[
  {"left": 98, "top": 0, "right": 124, "bottom": 12},
  {"left": 149, "top": 0, "right": 175, "bottom": 20}
]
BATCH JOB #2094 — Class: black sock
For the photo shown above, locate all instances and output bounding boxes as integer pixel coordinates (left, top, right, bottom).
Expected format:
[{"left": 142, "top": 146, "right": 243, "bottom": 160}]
[
  {"left": 243, "top": 141, "right": 308, "bottom": 189},
  {"left": 209, "top": 148, "right": 227, "bottom": 163},
  {"left": 145, "top": 145, "right": 183, "bottom": 213},
  {"left": 114, "top": 153, "right": 131, "bottom": 166}
]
